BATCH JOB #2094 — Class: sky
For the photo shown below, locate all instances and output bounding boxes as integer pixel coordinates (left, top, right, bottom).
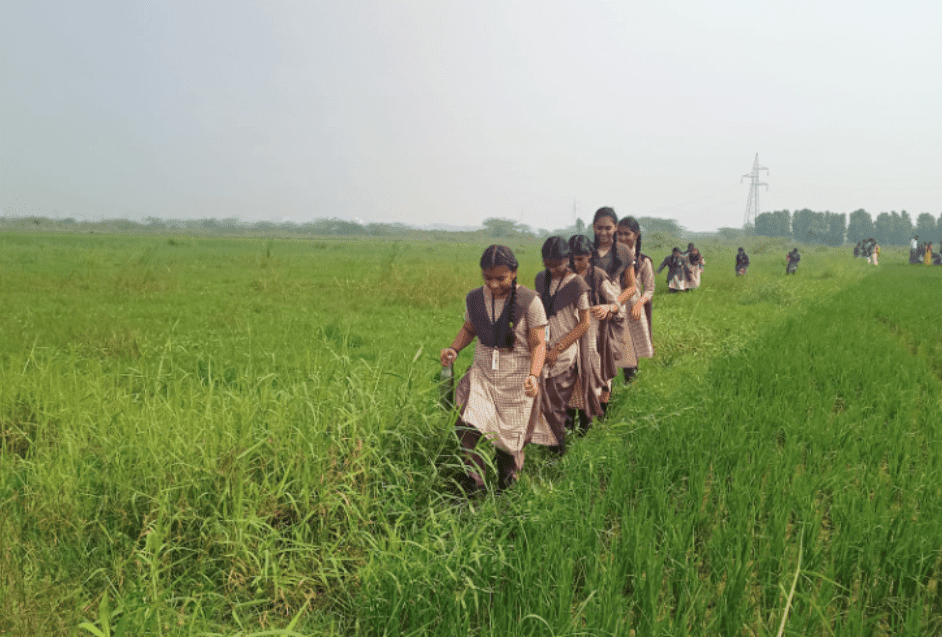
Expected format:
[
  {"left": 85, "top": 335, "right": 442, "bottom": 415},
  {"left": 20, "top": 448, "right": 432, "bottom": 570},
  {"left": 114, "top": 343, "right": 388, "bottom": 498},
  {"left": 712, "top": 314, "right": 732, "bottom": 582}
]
[{"left": 2, "top": 1, "right": 941, "bottom": 232}]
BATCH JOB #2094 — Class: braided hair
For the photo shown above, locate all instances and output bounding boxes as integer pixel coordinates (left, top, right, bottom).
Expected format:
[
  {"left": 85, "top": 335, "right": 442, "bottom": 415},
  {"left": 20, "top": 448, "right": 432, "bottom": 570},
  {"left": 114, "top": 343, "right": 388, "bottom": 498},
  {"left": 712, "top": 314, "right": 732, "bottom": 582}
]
[
  {"left": 568, "top": 234, "right": 599, "bottom": 304},
  {"left": 618, "top": 216, "right": 647, "bottom": 276},
  {"left": 480, "top": 244, "right": 518, "bottom": 350},
  {"left": 592, "top": 207, "right": 624, "bottom": 277},
  {"left": 540, "top": 236, "right": 571, "bottom": 318}
]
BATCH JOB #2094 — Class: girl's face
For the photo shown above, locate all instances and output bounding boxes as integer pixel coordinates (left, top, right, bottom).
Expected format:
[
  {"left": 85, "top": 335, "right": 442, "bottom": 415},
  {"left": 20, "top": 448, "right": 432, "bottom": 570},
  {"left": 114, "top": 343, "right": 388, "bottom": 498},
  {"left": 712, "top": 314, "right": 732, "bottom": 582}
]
[
  {"left": 543, "top": 259, "right": 569, "bottom": 279},
  {"left": 572, "top": 254, "right": 590, "bottom": 274},
  {"left": 593, "top": 218, "right": 615, "bottom": 246},
  {"left": 482, "top": 265, "right": 516, "bottom": 299},
  {"left": 617, "top": 227, "right": 637, "bottom": 248}
]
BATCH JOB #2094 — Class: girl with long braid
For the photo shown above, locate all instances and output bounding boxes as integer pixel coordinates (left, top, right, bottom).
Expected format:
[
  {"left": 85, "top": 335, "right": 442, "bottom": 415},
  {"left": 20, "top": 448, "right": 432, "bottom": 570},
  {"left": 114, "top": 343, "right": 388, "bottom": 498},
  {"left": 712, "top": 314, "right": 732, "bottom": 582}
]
[
  {"left": 535, "top": 237, "right": 591, "bottom": 455},
  {"left": 566, "top": 234, "right": 620, "bottom": 434},
  {"left": 616, "top": 217, "right": 654, "bottom": 383},
  {"left": 591, "top": 208, "right": 637, "bottom": 411},
  {"left": 440, "top": 245, "right": 551, "bottom": 493}
]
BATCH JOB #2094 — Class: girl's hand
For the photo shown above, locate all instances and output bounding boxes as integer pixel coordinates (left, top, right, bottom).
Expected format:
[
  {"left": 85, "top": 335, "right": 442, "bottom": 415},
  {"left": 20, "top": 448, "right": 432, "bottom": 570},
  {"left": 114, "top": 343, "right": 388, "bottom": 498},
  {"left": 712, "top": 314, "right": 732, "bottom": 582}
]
[
  {"left": 630, "top": 302, "right": 643, "bottom": 321},
  {"left": 591, "top": 305, "right": 610, "bottom": 320},
  {"left": 545, "top": 347, "right": 559, "bottom": 368},
  {"left": 440, "top": 347, "right": 457, "bottom": 366},
  {"left": 524, "top": 374, "right": 539, "bottom": 397}
]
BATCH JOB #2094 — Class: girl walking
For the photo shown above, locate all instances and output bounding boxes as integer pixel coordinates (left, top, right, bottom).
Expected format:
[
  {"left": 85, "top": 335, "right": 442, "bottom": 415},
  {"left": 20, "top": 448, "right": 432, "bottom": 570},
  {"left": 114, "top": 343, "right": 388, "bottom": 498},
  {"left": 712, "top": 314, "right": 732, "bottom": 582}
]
[
  {"left": 657, "top": 248, "right": 687, "bottom": 292},
  {"left": 566, "top": 234, "right": 620, "bottom": 434},
  {"left": 440, "top": 245, "right": 552, "bottom": 493},
  {"left": 616, "top": 217, "right": 654, "bottom": 383},
  {"left": 684, "top": 243, "right": 705, "bottom": 290},
  {"left": 736, "top": 247, "right": 750, "bottom": 275},
  {"left": 534, "top": 237, "right": 591, "bottom": 455}
]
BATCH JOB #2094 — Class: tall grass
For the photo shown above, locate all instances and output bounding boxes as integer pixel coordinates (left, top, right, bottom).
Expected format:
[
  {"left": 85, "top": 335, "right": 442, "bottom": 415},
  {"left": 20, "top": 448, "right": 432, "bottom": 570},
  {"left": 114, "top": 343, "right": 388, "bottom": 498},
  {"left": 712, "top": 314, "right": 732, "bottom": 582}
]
[{"left": 1, "top": 231, "right": 927, "bottom": 634}]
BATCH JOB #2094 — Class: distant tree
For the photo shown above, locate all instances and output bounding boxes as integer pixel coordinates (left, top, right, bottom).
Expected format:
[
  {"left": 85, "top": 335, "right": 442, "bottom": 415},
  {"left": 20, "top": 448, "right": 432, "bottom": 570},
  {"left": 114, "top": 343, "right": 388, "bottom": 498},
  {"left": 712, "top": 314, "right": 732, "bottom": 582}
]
[
  {"left": 575, "top": 218, "right": 585, "bottom": 233},
  {"left": 755, "top": 210, "right": 791, "bottom": 237},
  {"left": 847, "top": 209, "right": 874, "bottom": 243},
  {"left": 874, "top": 212, "right": 893, "bottom": 245},
  {"left": 792, "top": 209, "right": 827, "bottom": 243},
  {"left": 483, "top": 218, "right": 523, "bottom": 237},
  {"left": 717, "top": 227, "right": 742, "bottom": 240},
  {"left": 825, "top": 212, "right": 846, "bottom": 245},
  {"left": 754, "top": 212, "right": 774, "bottom": 237},
  {"left": 915, "top": 212, "right": 936, "bottom": 241},
  {"left": 538, "top": 228, "right": 551, "bottom": 238},
  {"left": 637, "top": 217, "right": 682, "bottom": 236},
  {"left": 893, "top": 211, "right": 914, "bottom": 246}
]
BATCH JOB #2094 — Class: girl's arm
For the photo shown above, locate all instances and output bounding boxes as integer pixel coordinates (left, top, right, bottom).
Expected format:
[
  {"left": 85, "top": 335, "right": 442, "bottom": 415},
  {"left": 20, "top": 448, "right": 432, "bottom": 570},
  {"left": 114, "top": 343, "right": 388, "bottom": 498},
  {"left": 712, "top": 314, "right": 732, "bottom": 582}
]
[
  {"left": 616, "top": 266, "right": 637, "bottom": 304},
  {"left": 523, "top": 326, "right": 546, "bottom": 396},
  {"left": 440, "top": 321, "right": 476, "bottom": 365},
  {"left": 547, "top": 309, "right": 590, "bottom": 365}
]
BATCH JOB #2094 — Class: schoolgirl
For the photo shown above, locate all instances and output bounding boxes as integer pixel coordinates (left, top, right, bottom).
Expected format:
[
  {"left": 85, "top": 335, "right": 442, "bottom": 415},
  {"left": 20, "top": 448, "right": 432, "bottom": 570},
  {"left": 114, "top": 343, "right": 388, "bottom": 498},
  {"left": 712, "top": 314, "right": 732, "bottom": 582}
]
[
  {"left": 736, "top": 247, "right": 750, "bottom": 275},
  {"left": 565, "top": 234, "right": 620, "bottom": 433},
  {"left": 535, "top": 237, "right": 591, "bottom": 454},
  {"left": 591, "top": 208, "right": 637, "bottom": 409},
  {"left": 684, "top": 243, "right": 705, "bottom": 290},
  {"left": 616, "top": 217, "right": 654, "bottom": 383},
  {"left": 786, "top": 248, "right": 801, "bottom": 274},
  {"left": 657, "top": 248, "right": 687, "bottom": 292},
  {"left": 440, "top": 245, "right": 552, "bottom": 493}
]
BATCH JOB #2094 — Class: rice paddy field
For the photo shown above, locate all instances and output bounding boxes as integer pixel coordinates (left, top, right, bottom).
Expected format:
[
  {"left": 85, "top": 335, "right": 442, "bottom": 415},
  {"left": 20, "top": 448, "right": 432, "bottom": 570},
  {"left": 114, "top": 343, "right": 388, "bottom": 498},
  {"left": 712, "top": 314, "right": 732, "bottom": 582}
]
[{"left": 1, "top": 232, "right": 940, "bottom": 636}]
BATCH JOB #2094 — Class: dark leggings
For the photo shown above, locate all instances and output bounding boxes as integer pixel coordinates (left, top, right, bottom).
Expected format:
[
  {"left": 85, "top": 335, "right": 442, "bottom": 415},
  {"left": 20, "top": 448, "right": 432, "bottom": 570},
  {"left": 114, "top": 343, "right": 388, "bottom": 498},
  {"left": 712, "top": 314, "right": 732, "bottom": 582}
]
[{"left": 455, "top": 420, "right": 517, "bottom": 490}]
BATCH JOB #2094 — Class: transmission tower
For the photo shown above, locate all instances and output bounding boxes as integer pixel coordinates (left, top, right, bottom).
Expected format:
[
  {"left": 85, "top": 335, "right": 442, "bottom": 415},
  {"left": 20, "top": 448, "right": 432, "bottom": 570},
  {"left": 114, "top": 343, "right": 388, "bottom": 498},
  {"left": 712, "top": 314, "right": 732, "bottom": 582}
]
[{"left": 741, "top": 153, "right": 769, "bottom": 227}]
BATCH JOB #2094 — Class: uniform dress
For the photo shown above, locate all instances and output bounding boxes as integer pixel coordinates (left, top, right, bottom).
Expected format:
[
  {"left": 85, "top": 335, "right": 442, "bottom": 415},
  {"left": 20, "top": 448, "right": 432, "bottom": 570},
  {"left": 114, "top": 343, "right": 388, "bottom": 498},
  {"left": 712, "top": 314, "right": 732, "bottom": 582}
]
[
  {"left": 616, "top": 247, "right": 654, "bottom": 369},
  {"left": 685, "top": 252, "right": 705, "bottom": 289},
  {"left": 535, "top": 271, "right": 590, "bottom": 449},
  {"left": 736, "top": 251, "right": 750, "bottom": 275},
  {"left": 567, "top": 266, "right": 618, "bottom": 415},
  {"left": 596, "top": 242, "right": 632, "bottom": 388},
  {"left": 657, "top": 254, "right": 687, "bottom": 291},
  {"left": 456, "top": 284, "right": 553, "bottom": 476}
]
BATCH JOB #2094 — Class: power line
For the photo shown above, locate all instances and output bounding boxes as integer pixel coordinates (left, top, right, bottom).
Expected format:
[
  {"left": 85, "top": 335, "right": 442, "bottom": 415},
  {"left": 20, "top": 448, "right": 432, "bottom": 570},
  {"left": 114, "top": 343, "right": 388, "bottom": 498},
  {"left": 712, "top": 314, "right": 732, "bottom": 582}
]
[{"left": 741, "top": 153, "right": 769, "bottom": 227}]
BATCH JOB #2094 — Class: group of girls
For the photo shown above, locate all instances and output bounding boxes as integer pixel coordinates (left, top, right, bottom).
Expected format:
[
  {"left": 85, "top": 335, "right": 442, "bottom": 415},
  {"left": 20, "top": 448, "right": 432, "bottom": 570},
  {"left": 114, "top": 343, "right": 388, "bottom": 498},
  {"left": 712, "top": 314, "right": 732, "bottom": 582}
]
[
  {"left": 854, "top": 239, "right": 880, "bottom": 265},
  {"left": 656, "top": 243, "right": 705, "bottom": 292},
  {"left": 440, "top": 208, "right": 654, "bottom": 494}
]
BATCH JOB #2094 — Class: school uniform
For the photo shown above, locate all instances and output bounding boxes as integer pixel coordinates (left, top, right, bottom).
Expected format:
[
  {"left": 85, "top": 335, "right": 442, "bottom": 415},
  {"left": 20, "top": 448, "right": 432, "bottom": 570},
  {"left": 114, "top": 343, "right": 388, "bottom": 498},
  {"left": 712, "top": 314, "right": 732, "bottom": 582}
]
[
  {"left": 786, "top": 251, "right": 800, "bottom": 274},
  {"left": 456, "top": 284, "right": 552, "bottom": 487},
  {"left": 535, "top": 271, "right": 590, "bottom": 451},
  {"left": 657, "top": 254, "right": 687, "bottom": 291},
  {"left": 616, "top": 247, "right": 653, "bottom": 369},
  {"left": 566, "top": 266, "right": 618, "bottom": 419},
  {"left": 736, "top": 252, "right": 749, "bottom": 275},
  {"left": 596, "top": 242, "right": 632, "bottom": 384},
  {"left": 685, "top": 252, "right": 705, "bottom": 289}
]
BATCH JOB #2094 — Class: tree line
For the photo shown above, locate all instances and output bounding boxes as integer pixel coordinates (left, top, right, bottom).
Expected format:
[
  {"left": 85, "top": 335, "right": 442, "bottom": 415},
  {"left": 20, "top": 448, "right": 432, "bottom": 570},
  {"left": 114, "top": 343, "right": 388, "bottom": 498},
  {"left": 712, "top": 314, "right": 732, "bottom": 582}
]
[{"left": 754, "top": 209, "right": 942, "bottom": 246}]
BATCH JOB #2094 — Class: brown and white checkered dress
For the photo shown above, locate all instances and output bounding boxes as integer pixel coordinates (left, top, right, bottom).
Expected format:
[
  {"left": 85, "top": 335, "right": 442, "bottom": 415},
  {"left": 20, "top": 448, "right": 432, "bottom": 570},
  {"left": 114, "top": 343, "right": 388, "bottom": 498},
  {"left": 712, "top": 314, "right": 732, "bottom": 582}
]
[
  {"left": 568, "top": 270, "right": 619, "bottom": 410},
  {"left": 456, "top": 285, "right": 555, "bottom": 460},
  {"left": 614, "top": 247, "right": 653, "bottom": 368}
]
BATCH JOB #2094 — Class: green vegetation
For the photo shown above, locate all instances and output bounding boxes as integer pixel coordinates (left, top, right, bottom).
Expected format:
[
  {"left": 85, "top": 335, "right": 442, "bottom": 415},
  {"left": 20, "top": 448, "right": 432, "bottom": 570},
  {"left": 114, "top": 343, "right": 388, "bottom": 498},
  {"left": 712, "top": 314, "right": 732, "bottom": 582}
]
[{"left": 1, "top": 231, "right": 938, "bottom": 635}]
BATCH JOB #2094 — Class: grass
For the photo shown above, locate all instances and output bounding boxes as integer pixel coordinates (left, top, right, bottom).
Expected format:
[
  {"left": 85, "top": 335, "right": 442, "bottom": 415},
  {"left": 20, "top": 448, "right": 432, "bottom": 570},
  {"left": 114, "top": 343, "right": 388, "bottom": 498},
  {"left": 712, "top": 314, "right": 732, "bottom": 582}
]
[{"left": 0, "top": 231, "right": 937, "bottom": 635}]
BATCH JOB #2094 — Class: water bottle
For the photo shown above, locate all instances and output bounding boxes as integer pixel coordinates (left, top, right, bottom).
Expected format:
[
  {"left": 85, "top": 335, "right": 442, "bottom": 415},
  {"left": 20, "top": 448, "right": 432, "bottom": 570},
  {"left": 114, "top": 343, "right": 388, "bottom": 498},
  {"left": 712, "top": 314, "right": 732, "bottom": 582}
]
[{"left": 439, "top": 363, "right": 455, "bottom": 410}]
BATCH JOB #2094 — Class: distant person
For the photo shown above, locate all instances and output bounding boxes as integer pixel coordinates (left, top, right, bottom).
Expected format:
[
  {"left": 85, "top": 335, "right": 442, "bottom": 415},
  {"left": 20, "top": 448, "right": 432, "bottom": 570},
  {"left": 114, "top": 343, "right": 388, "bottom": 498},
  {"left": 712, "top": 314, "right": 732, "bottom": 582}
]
[
  {"left": 911, "top": 235, "right": 920, "bottom": 264},
  {"left": 441, "top": 245, "right": 551, "bottom": 494},
  {"left": 736, "top": 247, "right": 750, "bottom": 275},
  {"left": 853, "top": 241, "right": 861, "bottom": 258},
  {"left": 864, "top": 238, "right": 875, "bottom": 264},
  {"left": 657, "top": 248, "right": 687, "bottom": 292},
  {"left": 786, "top": 248, "right": 801, "bottom": 275},
  {"left": 615, "top": 217, "right": 654, "bottom": 384},
  {"left": 684, "top": 243, "right": 705, "bottom": 290},
  {"left": 926, "top": 241, "right": 933, "bottom": 266},
  {"left": 872, "top": 241, "right": 880, "bottom": 265}
]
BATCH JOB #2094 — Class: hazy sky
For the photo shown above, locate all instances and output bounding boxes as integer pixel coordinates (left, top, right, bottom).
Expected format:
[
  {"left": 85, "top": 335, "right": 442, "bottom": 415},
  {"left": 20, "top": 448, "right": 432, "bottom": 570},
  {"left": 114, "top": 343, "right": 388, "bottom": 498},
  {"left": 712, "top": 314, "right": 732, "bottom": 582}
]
[{"left": 2, "top": 1, "right": 941, "bottom": 232}]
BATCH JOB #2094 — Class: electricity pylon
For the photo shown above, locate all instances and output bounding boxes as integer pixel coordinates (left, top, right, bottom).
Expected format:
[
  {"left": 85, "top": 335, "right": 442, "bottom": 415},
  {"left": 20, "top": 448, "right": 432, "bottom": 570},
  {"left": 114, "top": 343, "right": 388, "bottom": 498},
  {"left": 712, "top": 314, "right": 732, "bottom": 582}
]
[{"left": 741, "top": 154, "right": 769, "bottom": 227}]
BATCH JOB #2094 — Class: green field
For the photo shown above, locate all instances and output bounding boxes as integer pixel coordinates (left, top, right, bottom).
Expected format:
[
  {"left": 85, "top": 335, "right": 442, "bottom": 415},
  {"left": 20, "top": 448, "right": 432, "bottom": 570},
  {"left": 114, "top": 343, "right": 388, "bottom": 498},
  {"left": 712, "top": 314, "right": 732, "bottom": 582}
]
[{"left": 1, "top": 232, "right": 939, "bottom": 636}]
